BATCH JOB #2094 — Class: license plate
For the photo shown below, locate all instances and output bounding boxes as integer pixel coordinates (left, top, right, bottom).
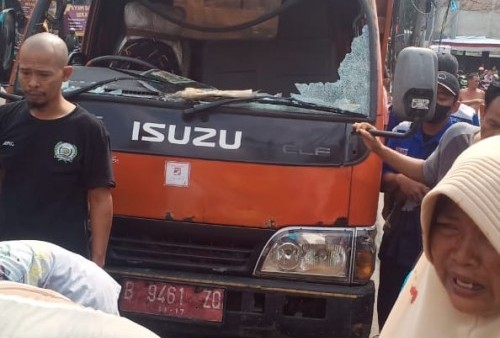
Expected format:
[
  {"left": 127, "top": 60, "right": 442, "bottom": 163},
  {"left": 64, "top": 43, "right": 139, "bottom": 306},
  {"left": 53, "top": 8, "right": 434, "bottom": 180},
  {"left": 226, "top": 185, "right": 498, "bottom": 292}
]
[{"left": 119, "top": 278, "right": 224, "bottom": 322}]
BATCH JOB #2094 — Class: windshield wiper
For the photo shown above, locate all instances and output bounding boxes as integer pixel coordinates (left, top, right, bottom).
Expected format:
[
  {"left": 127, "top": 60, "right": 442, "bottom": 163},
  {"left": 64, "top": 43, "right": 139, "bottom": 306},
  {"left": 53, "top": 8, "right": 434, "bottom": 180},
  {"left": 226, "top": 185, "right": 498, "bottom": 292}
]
[
  {"left": 182, "top": 96, "right": 367, "bottom": 118},
  {"left": 63, "top": 76, "right": 138, "bottom": 99},
  {"left": 109, "top": 67, "right": 214, "bottom": 92},
  {"left": 63, "top": 68, "right": 213, "bottom": 100},
  {"left": 182, "top": 96, "right": 274, "bottom": 115},
  {"left": 0, "top": 77, "right": 138, "bottom": 102}
]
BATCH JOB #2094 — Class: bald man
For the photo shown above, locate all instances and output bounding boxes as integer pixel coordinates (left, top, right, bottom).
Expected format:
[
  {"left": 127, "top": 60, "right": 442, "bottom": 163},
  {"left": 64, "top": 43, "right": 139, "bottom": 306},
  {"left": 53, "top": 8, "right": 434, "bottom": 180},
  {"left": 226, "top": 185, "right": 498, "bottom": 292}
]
[{"left": 0, "top": 33, "right": 115, "bottom": 267}]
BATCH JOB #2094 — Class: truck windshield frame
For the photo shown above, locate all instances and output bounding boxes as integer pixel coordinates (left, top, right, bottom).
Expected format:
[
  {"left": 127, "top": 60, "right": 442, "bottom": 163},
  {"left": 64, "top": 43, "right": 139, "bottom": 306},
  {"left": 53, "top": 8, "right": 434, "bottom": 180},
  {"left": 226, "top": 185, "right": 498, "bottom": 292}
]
[
  {"left": 11, "top": 0, "right": 381, "bottom": 123},
  {"left": 77, "top": 0, "right": 380, "bottom": 121}
]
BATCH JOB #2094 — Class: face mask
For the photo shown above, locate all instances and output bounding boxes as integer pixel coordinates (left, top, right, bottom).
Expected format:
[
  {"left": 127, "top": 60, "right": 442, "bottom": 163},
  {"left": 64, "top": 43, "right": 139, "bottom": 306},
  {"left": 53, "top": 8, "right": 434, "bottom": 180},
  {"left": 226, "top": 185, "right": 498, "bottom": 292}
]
[{"left": 429, "top": 103, "right": 452, "bottom": 123}]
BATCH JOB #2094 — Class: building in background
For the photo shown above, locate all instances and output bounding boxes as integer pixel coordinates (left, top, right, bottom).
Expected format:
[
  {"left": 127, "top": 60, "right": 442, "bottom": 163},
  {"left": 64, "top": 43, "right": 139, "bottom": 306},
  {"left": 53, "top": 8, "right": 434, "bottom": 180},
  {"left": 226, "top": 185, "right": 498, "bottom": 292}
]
[
  {"left": 389, "top": 0, "right": 500, "bottom": 74},
  {"left": 432, "top": 0, "right": 500, "bottom": 73},
  {"left": 19, "top": 0, "right": 90, "bottom": 38}
]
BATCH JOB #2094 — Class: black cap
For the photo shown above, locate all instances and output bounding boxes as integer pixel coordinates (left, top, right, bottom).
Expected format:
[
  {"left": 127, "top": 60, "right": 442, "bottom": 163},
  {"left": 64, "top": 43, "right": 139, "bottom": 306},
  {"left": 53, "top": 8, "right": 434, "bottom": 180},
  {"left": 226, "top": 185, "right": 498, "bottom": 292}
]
[{"left": 437, "top": 71, "right": 460, "bottom": 98}]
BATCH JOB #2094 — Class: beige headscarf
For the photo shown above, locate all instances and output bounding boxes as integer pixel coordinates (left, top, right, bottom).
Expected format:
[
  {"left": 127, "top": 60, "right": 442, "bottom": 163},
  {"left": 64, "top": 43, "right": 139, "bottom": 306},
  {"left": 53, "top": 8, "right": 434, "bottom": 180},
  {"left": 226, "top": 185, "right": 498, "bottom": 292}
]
[{"left": 380, "top": 135, "right": 500, "bottom": 338}]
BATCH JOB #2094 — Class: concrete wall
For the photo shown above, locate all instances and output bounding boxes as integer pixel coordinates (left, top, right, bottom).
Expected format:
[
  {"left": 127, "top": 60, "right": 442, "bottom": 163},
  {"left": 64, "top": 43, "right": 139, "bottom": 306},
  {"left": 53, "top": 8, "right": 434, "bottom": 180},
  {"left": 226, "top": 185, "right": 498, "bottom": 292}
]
[
  {"left": 455, "top": 10, "right": 500, "bottom": 38},
  {"left": 435, "top": 0, "right": 500, "bottom": 39}
]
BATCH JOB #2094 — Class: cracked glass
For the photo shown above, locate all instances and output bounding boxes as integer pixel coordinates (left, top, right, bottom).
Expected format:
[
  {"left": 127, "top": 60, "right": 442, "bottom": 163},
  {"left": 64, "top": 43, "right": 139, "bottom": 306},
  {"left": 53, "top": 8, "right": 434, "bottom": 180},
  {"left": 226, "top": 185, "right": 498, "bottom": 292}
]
[{"left": 291, "top": 25, "right": 371, "bottom": 115}]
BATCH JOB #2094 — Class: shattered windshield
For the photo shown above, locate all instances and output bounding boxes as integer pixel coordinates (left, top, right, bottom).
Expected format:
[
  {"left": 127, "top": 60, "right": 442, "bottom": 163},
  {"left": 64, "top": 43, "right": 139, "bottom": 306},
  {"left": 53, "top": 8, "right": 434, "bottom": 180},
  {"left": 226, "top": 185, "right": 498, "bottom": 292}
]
[
  {"left": 291, "top": 26, "right": 370, "bottom": 116},
  {"left": 63, "top": 0, "right": 372, "bottom": 117}
]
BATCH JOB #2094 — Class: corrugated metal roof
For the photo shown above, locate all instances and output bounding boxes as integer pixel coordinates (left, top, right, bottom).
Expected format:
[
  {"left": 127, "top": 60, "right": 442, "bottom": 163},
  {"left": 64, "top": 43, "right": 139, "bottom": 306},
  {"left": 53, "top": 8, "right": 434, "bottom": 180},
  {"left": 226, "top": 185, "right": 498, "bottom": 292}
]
[{"left": 434, "top": 36, "right": 500, "bottom": 52}]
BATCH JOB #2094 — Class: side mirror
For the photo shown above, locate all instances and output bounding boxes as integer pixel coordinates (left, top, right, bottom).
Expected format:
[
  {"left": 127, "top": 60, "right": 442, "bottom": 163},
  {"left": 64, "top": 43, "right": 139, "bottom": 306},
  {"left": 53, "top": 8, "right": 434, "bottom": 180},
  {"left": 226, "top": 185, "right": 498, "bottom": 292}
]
[
  {"left": 392, "top": 47, "right": 437, "bottom": 122},
  {"left": 0, "top": 9, "right": 16, "bottom": 82},
  {"left": 369, "top": 47, "right": 437, "bottom": 139}
]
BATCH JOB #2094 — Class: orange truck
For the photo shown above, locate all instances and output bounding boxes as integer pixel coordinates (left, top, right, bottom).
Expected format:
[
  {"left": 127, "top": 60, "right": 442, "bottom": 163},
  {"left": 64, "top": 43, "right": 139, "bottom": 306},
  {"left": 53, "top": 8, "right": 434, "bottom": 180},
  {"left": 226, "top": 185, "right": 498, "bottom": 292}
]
[{"left": 0, "top": 0, "right": 408, "bottom": 337}]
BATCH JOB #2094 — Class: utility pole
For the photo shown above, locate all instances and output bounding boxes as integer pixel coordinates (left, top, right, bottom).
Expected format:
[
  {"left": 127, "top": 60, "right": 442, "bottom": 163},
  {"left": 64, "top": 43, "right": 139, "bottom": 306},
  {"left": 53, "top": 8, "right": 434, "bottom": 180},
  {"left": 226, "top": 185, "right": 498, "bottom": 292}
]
[{"left": 409, "top": 0, "right": 429, "bottom": 47}]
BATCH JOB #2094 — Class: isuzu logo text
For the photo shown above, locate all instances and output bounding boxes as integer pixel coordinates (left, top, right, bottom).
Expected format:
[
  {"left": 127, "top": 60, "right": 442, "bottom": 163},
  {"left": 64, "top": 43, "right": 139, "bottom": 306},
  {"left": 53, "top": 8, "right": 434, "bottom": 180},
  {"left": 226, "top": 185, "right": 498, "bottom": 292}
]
[{"left": 131, "top": 122, "right": 242, "bottom": 150}]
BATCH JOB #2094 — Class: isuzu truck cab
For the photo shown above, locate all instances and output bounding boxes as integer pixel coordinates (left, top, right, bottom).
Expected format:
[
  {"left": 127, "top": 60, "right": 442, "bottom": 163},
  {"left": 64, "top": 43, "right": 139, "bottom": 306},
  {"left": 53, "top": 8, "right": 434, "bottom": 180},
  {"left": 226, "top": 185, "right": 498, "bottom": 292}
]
[{"left": 0, "top": 0, "right": 438, "bottom": 337}]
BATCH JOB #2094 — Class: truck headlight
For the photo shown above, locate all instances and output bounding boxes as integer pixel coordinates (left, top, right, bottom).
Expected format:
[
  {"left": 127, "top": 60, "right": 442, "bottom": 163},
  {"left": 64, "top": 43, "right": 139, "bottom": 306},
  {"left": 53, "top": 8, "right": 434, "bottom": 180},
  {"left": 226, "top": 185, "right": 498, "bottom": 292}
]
[
  {"left": 255, "top": 228, "right": 354, "bottom": 282},
  {"left": 254, "top": 227, "right": 376, "bottom": 284}
]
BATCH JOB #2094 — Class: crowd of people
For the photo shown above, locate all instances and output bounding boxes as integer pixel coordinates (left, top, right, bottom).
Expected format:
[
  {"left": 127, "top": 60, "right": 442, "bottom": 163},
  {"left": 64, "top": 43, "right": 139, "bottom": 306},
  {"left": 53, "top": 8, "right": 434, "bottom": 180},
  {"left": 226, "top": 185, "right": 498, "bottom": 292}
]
[
  {"left": 477, "top": 66, "right": 500, "bottom": 91},
  {"left": 356, "top": 51, "right": 500, "bottom": 337}
]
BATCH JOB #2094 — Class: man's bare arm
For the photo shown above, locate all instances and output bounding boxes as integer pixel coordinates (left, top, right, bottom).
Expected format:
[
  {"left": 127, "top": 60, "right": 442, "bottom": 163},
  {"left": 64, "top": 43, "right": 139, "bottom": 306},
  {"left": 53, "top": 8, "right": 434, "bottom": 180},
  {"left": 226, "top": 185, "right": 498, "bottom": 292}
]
[
  {"left": 460, "top": 90, "right": 485, "bottom": 106},
  {"left": 353, "top": 122, "right": 426, "bottom": 183},
  {"left": 460, "top": 98, "right": 485, "bottom": 105},
  {"left": 88, "top": 187, "right": 113, "bottom": 267}
]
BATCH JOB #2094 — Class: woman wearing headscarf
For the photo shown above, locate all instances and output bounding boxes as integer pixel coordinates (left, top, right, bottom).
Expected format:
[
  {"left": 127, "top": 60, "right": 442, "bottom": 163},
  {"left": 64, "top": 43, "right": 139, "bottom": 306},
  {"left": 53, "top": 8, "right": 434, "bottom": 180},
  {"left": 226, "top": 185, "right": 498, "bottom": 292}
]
[{"left": 380, "top": 135, "right": 500, "bottom": 338}]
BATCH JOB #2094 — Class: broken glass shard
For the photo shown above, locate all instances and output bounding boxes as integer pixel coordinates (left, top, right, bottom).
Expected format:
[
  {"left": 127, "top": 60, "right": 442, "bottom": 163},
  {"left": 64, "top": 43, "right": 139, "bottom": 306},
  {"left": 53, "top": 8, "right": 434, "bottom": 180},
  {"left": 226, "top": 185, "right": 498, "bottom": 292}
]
[{"left": 291, "top": 25, "right": 371, "bottom": 115}]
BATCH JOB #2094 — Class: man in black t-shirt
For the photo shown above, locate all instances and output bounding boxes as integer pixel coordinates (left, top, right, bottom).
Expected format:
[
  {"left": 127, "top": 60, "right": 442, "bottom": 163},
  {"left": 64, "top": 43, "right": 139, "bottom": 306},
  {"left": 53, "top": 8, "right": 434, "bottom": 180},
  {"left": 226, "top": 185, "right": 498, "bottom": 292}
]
[{"left": 0, "top": 32, "right": 114, "bottom": 267}]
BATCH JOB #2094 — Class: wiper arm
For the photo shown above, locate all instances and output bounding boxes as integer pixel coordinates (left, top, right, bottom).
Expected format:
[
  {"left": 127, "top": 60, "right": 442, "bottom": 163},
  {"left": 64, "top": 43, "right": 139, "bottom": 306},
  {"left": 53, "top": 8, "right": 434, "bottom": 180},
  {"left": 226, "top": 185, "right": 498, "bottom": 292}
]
[
  {"left": 182, "top": 96, "right": 367, "bottom": 118},
  {"left": 2, "top": 76, "right": 141, "bottom": 101},
  {"left": 63, "top": 76, "right": 137, "bottom": 99},
  {"left": 0, "top": 78, "right": 134, "bottom": 102},
  {"left": 269, "top": 97, "right": 368, "bottom": 118},
  {"left": 108, "top": 67, "right": 187, "bottom": 87},
  {"left": 182, "top": 96, "right": 275, "bottom": 116},
  {"left": 63, "top": 68, "right": 212, "bottom": 100},
  {"left": 109, "top": 68, "right": 214, "bottom": 93}
]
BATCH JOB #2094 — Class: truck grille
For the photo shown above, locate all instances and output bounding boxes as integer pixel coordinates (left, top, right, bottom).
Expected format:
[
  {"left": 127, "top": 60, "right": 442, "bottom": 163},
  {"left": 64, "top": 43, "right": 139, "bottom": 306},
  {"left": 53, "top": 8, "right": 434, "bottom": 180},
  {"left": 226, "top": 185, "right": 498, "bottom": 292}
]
[{"left": 107, "top": 217, "right": 274, "bottom": 275}]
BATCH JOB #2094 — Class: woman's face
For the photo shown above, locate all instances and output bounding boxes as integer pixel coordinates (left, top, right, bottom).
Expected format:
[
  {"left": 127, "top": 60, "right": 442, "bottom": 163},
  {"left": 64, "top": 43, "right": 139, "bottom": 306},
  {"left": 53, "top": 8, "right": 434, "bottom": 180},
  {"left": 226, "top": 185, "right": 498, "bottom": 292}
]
[{"left": 430, "top": 198, "right": 500, "bottom": 317}]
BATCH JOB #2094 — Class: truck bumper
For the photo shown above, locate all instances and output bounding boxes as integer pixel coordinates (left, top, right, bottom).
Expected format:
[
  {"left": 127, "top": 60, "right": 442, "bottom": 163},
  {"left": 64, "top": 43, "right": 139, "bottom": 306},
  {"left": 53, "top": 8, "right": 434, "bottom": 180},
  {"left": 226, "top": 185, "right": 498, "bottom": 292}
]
[{"left": 107, "top": 268, "right": 374, "bottom": 338}]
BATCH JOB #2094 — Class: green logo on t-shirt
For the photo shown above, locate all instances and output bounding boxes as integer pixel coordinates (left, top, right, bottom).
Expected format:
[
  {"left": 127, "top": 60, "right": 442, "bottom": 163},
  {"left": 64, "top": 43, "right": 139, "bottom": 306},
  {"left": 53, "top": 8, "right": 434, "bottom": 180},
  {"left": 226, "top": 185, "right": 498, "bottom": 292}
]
[{"left": 54, "top": 142, "right": 78, "bottom": 163}]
